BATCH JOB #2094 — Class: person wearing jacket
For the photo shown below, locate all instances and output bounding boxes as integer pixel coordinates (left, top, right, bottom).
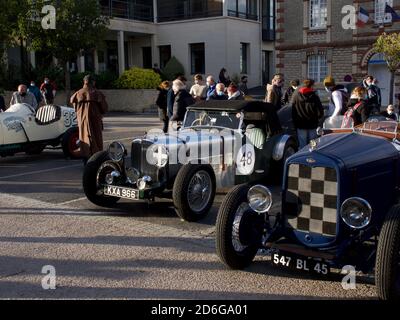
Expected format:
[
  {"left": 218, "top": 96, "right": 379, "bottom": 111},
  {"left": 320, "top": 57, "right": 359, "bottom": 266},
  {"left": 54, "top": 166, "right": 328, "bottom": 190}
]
[
  {"left": 209, "top": 83, "right": 228, "bottom": 101},
  {"left": 171, "top": 79, "right": 195, "bottom": 128},
  {"left": 342, "top": 87, "right": 370, "bottom": 128},
  {"left": 363, "top": 75, "right": 381, "bottom": 115},
  {"left": 291, "top": 79, "right": 324, "bottom": 149},
  {"left": 227, "top": 83, "right": 244, "bottom": 101},
  {"left": 265, "top": 74, "right": 284, "bottom": 111},
  {"left": 156, "top": 81, "right": 170, "bottom": 133},
  {"left": 282, "top": 79, "right": 299, "bottom": 106},
  {"left": 323, "top": 76, "right": 349, "bottom": 117}
]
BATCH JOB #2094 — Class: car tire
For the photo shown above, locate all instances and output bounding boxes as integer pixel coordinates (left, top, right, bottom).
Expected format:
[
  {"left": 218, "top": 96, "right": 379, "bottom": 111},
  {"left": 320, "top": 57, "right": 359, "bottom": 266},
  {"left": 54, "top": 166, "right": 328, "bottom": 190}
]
[
  {"left": 173, "top": 164, "right": 216, "bottom": 222},
  {"left": 83, "top": 151, "right": 120, "bottom": 208},
  {"left": 62, "top": 127, "right": 81, "bottom": 159},
  {"left": 216, "top": 184, "right": 262, "bottom": 270},
  {"left": 375, "top": 205, "right": 400, "bottom": 300}
]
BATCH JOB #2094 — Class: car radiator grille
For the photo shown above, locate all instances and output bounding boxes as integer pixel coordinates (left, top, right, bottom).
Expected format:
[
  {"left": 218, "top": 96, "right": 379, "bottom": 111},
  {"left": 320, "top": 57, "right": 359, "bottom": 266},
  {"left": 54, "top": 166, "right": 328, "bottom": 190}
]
[
  {"left": 284, "top": 164, "right": 338, "bottom": 237},
  {"left": 131, "top": 140, "right": 158, "bottom": 181}
]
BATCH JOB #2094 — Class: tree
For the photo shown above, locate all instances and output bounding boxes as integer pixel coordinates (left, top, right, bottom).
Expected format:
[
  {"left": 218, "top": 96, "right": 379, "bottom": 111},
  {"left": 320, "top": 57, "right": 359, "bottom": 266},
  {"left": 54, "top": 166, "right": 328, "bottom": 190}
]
[
  {"left": 374, "top": 32, "right": 400, "bottom": 105},
  {"left": 17, "top": 0, "right": 109, "bottom": 102}
]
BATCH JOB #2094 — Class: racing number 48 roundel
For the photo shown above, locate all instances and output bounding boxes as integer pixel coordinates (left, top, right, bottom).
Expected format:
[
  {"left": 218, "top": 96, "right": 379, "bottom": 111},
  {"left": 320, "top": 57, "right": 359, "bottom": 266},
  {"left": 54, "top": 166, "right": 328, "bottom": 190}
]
[{"left": 236, "top": 144, "right": 256, "bottom": 176}]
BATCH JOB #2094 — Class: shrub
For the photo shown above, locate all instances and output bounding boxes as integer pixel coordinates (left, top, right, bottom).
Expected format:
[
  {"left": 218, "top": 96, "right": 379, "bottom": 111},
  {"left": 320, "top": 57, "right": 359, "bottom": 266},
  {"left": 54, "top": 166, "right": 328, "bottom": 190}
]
[
  {"left": 115, "top": 67, "right": 161, "bottom": 89},
  {"left": 162, "top": 56, "right": 185, "bottom": 81},
  {"left": 30, "top": 66, "right": 65, "bottom": 90}
]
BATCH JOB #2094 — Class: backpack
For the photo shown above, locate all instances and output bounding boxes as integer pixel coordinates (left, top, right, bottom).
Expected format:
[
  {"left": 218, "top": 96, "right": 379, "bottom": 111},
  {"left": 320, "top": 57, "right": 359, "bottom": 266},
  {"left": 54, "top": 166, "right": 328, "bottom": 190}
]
[{"left": 342, "top": 102, "right": 362, "bottom": 128}]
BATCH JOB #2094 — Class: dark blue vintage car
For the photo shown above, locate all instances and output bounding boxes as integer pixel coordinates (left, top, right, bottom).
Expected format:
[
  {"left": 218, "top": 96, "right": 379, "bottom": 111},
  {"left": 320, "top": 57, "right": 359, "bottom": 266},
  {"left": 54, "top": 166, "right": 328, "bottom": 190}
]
[{"left": 216, "top": 118, "right": 400, "bottom": 300}]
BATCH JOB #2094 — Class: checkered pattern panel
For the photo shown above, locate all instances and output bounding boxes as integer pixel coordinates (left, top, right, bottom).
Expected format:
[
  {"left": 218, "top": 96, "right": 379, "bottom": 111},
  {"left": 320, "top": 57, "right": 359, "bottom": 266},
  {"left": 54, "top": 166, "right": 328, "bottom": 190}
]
[{"left": 284, "top": 164, "right": 338, "bottom": 237}]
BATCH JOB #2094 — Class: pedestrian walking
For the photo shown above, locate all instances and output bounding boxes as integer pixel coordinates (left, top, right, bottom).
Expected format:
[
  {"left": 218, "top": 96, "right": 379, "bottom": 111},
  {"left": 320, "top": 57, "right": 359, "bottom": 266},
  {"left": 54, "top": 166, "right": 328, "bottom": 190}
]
[
  {"left": 206, "top": 76, "right": 217, "bottom": 101},
  {"left": 219, "top": 68, "right": 231, "bottom": 87},
  {"left": 28, "top": 80, "right": 42, "bottom": 105},
  {"left": 342, "top": 87, "right": 370, "bottom": 128},
  {"left": 9, "top": 84, "right": 38, "bottom": 110},
  {"left": 239, "top": 76, "right": 249, "bottom": 96},
  {"left": 156, "top": 81, "right": 170, "bottom": 133},
  {"left": 227, "top": 83, "right": 244, "bottom": 101},
  {"left": 70, "top": 75, "right": 108, "bottom": 164},
  {"left": 282, "top": 79, "right": 300, "bottom": 106},
  {"left": 362, "top": 75, "right": 381, "bottom": 115},
  {"left": 324, "top": 76, "right": 349, "bottom": 118},
  {"left": 40, "top": 77, "right": 57, "bottom": 105},
  {"left": 171, "top": 79, "right": 195, "bottom": 129},
  {"left": 209, "top": 83, "right": 228, "bottom": 101},
  {"left": 291, "top": 79, "right": 324, "bottom": 149},
  {"left": 189, "top": 74, "right": 207, "bottom": 102},
  {"left": 265, "top": 74, "right": 285, "bottom": 111}
]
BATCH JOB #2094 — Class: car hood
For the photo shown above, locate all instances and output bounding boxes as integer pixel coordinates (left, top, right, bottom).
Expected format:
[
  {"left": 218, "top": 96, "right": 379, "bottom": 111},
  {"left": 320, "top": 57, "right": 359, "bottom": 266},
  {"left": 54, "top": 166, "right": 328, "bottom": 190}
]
[{"left": 294, "top": 132, "right": 400, "bottom": 168}]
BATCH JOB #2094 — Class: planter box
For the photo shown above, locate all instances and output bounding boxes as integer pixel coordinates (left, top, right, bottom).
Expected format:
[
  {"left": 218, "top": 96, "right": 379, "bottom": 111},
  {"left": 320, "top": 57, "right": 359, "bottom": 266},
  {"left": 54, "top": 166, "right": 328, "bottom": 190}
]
[{"left": 3, "top": 89, "right": 158, "bottom": 113}]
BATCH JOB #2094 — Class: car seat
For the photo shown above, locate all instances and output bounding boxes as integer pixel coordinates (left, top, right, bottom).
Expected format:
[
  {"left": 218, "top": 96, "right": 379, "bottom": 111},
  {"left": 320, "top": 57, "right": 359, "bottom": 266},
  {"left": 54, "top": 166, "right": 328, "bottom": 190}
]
[
  {"left": 245, "top": 124, "right": 266, "bottom": 149},
  {"left": 35, "top": 105, "right": 62, "bottom": 125}
]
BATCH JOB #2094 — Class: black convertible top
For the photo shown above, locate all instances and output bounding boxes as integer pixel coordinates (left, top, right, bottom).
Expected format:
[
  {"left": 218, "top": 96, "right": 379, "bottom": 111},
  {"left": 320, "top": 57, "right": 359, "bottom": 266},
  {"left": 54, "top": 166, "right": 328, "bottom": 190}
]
[
  {"left": 188, "top": 100, "right": 271, "bottom": 113},
  {"left": 187, "top": 100, "right": 282, "bottom": 135}
]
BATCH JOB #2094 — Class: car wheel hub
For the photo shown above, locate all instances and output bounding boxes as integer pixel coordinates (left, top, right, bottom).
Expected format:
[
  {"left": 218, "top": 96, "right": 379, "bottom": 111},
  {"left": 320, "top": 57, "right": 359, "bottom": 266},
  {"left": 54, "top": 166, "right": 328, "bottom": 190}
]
[{"left": 187, "top": 171, "right": 212, "bottom": 213}]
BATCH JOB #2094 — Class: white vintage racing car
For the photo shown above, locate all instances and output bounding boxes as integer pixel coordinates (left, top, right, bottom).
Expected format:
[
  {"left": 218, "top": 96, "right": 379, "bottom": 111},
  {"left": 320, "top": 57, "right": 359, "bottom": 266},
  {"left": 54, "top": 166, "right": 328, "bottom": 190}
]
[{"left": 0, "top": 103, "right": 80, "bottom": 158}]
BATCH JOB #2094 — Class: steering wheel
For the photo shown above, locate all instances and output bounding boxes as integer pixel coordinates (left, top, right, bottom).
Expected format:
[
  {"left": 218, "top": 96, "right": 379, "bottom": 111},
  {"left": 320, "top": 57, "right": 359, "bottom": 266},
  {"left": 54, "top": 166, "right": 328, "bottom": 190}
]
[{"left": 191, "top": 113, "right": 212, "bottom": 127}]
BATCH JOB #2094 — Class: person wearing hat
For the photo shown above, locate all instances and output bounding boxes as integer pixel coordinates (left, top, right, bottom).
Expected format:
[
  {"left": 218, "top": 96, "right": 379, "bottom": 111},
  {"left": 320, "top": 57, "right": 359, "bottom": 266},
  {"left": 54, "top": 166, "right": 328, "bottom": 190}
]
[
  {"left": 70, "top": 75, "right": 109, "bottom": 164},
  {"left": 324, "top": 76, "right": 349, "bottom": 118}
]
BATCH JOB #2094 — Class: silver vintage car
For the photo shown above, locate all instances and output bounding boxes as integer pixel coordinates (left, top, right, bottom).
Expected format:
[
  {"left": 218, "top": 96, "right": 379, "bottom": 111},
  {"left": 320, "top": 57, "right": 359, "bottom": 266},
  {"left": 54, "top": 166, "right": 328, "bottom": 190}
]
[{"left": 82, "top": 101, "right": 298, "bottom": 222}]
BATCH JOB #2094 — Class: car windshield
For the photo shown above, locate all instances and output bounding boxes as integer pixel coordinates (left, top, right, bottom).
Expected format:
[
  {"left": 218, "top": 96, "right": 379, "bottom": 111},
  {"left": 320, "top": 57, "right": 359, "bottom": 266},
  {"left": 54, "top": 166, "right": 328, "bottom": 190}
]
[
  {"left": 323, "top": 116, "right": 352, "bottom": 129},
  {"left": 183, "top": 110, "right": 241, "bottom": 130}
]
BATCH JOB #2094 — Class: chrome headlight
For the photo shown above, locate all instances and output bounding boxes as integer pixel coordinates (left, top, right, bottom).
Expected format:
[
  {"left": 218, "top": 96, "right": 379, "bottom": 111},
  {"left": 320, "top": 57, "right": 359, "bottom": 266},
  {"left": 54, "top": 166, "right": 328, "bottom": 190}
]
[
  {"left": 108, "top": 142, "right": 126, "bottom": 162},
  {"left": 341, "top": 197, "right": 372, "bottom": 229},
  {"left": 146, "top": 144, "right": 168, "bottom": 168},
  {"left": 247, "top": 185, "right": 273, "bottom": 213}
]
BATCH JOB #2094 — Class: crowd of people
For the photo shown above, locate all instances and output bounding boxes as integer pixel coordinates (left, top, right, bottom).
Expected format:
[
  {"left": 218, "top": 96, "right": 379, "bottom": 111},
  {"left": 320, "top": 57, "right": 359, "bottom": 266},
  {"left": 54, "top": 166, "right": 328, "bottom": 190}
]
[
  {"left": 155, "top": 68, "right": 249, "bottom": 133},
  {"left": 0, "top": 77, "right": 57, "bottom": 113}
]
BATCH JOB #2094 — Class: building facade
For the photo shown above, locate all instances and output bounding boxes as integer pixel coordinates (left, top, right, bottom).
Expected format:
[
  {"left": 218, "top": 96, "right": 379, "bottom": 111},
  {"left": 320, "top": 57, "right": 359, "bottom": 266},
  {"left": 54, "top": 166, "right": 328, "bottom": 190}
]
[
  {"left": 20, "top": 0, "right": 276, "bottom": 89},
  {"left": 276, "top": 0, "right": 400, "bottom": 106}
]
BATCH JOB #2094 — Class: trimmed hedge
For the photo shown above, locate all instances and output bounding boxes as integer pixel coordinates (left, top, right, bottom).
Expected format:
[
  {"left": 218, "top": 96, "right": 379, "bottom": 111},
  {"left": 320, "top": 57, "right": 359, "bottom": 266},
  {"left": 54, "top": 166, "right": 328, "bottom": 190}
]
[{"left": 115, "top": 67, "right": 161, "bottom": 89}]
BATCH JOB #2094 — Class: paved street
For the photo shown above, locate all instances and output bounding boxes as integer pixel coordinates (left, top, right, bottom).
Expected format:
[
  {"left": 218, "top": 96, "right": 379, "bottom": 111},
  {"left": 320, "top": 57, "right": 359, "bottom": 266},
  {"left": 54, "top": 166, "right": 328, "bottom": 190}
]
[{"left": 0, "top": 114, "right": 377, "bottom": 299}]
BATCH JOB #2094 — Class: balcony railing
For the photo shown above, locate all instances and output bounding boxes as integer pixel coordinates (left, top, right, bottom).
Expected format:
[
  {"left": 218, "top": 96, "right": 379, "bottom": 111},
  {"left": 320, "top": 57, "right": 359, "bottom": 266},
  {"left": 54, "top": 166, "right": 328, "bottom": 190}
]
[
  {"left": 158, "top": 9, "right": 222, "bottom": 22},
  {"left": 101, "top": 1, "right": 154, "bottom": 22},
  {"left": 227, "top": 10, "right": 258, "bottom": 21}
]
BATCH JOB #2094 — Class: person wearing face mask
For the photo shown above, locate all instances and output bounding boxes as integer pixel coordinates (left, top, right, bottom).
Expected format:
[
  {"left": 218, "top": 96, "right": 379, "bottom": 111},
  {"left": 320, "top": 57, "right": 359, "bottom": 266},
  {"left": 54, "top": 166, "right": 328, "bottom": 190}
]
[
  {"left": 10, "top": 84, "right": 38, "bottom": 110},
  {"left": 206, "top": 75, "right": 217, "bottom": 101},
  {"left": 40, "top": 77, "right": 57, "bottom": 105},
  {"left": 28, "top": 81, "right": 42, "bottom": 105},
  {"left": 381, "top": 105, "right": 398, "bottom": 121},
  {"left": 209, "top": 83, "right": 228, "bottom": 101},
  {"left": 362, "top": 75, "right": 381, "bottom": 115},
  {"left": 190, "top": 74, "right": 207, "bottom": 102},
  {"left": 265, "top": 74, "right": 285, "bottom": 111},
  {"left": 342, "top": 87, "right": 370, "bottom": 128}
]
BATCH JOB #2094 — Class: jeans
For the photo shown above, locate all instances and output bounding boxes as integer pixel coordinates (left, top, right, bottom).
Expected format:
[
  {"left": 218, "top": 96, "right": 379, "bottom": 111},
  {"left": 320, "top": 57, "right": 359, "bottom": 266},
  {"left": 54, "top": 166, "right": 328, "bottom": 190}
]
[{"left": 297, "top": 129, "right": 318, "bottom": 149}]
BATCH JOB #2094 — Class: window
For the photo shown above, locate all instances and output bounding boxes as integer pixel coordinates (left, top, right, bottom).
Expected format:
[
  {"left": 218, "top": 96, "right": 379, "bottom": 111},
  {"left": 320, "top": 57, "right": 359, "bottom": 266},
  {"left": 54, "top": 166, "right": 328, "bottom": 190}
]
[
  {"left": 310, "top": 0, "right": 327, "bottom": 29},
  {"left": 240, "top": 43, "right": 249, "bottom": 74},
  {"left": 262, "top": 0, "right": 276, "bottom": 41},
  {"left": 142, "top": 47, "right": 152, "bottom": 69},
  {"left": 375, "top": 0, "right": 393, "bottom": 24},
  {"left": 158, "top": 0, "right": 223, "bottom": 22},
  {"left": 190, "top": 43, "right": 205, "bottom": 74},
  {"left": 308, "top": 55, "right": 327, "bottom": 83},
  {"left": 228, "top": 0, "right": 258, "bottom": 20},
  {"left": 159, "top": 45, "right": 171, "bottom": 69}
]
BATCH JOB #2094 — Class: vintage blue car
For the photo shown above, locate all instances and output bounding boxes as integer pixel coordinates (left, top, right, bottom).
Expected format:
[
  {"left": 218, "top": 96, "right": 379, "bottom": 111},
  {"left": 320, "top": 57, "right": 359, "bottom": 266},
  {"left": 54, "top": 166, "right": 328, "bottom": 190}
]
[{"left": 216, "top": 118, "right": 400, "bottom": 300}]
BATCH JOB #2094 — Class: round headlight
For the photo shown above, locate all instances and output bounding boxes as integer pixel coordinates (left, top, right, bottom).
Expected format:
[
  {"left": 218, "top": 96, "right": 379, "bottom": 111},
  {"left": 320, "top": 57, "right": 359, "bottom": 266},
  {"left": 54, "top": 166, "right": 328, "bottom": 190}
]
[
  {"left": 108, "top": 142, "right": 126, "bottom": 162},
  {"left": 146, "top": 144, "right": 168, "bottom": 168},
  {"left": 341, "top": 197, "right": 372, "bottom": 229},
  {"left": 247, "top": 185, "right": 273, "bottom": 213}
]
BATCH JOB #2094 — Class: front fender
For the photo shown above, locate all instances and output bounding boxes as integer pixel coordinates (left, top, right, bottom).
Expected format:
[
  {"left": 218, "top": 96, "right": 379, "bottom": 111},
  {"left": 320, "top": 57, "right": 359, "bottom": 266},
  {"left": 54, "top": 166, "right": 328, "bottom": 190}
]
[{"left": 272, "top": 134, "right": 295, "bottom": 161}]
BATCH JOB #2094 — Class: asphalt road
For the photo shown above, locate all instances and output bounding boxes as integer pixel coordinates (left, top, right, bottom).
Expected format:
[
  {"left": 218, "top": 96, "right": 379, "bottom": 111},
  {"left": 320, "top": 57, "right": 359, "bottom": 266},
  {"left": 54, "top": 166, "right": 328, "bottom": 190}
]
[{"left": 0, "top": 113, "right": 377, "bottom": 299}]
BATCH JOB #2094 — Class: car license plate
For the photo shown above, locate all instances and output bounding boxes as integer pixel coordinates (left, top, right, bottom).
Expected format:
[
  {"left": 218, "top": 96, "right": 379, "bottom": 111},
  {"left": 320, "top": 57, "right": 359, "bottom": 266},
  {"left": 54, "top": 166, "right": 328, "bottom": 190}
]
[
  {"left": 272, "top": 252, "right": 330, "bottom": 276},
  {"left": 103, "top": 186, "right": 139, "bottom": 200}
]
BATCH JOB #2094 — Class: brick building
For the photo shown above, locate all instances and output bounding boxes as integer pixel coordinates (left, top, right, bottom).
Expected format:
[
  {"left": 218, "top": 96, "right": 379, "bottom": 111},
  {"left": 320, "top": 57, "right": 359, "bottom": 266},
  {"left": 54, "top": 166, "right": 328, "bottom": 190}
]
[{"left": 275, "top": 0, "right": 400, "bottom": 106}]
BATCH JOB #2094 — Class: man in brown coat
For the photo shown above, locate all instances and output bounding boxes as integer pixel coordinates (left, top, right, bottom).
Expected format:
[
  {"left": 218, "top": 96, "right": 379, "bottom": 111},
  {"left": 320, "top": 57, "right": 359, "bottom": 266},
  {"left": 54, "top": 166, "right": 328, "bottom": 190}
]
[{"left": 70, "top": 75, "right": 108, "bottom": 163}]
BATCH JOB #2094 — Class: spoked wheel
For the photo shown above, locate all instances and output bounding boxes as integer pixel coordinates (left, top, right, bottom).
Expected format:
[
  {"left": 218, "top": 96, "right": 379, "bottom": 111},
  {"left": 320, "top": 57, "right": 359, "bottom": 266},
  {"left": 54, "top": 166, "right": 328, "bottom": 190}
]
[
  {"left": 173, "top": 164, "right": 216, "bottom": 222},
  {"left": 216, "top": 184, "right": 264, "bottom": 270},
  {"left": 376, "top": 205, "right": 400, "bottom": 300},
  {"left": 62, "top": 127, "right": 81, "bottom": 159}
]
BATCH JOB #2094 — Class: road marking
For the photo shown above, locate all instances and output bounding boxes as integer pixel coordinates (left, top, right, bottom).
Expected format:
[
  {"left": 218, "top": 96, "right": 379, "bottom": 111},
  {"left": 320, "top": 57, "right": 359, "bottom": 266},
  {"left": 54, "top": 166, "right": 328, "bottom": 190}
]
[
  {"left": 0, "top": 208, "right": 121, "bottom": 216},
  {"left": 59, "top": 197, "right": 87, "bottom": 205},
  {"left": 0, "top": 164, "right": 82, "bottom": 180}
]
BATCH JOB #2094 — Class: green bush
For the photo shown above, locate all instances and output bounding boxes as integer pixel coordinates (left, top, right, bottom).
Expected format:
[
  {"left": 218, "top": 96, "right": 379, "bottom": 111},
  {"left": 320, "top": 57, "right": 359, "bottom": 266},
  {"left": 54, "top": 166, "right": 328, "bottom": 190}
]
[
  {"left": 162, "top": 56, "right": 185, "bottom": 81},
  {"left": 30, "top": 66, "right": 65, "bottom": 90},
  {"left": 115, "top": 67, "right": 161, "bottom": 89},
  {"left": 71, "top": 71, "right": 118, "bottom": 90}
]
